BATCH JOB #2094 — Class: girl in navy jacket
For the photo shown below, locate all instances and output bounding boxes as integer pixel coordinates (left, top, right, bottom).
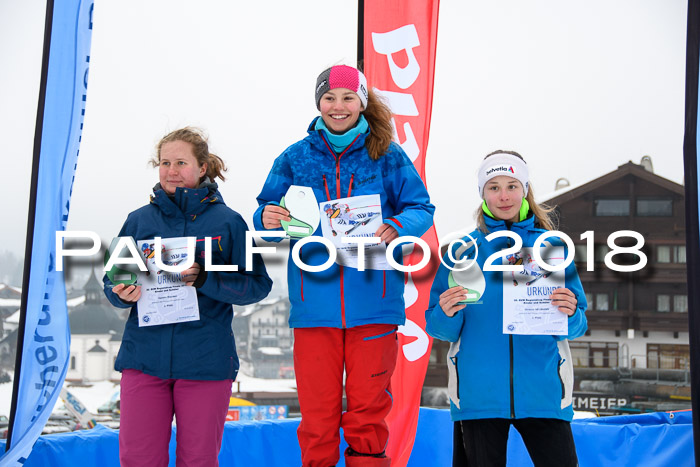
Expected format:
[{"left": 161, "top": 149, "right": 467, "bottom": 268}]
[
  {"left": 426, "top": 151, "right": 587, "bottom": 467},
  {"left": 104, "top": 127, "right": 272, "bottom": 467}
]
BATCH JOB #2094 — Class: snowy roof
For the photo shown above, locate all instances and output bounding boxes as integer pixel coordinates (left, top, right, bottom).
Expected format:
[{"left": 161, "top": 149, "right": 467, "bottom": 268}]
[
  {"left": 0, "top": 296, "right": 83, "bottom": 311},
  {"left": 259, "top": 296, "right": 283, "bottom": 306},
  {"left": 237, "top": 305, "right": 258, "bottom": 317},
  {"left": 236, "top": 296, "right": 290, "bottom": 318},
  {"left": 0, "top": 292, "right": 86, "bottom": 308},
  {"left": 6, "top": 310, "right": 20, "bottom": 324},
  {"left": 88, "top": 341, "right": 108, "bottom": 353},
  {"left": 0, "top": 284, "right": 22, "bottom": 299},
  {"left": 67, "top": 295, "right": 86, "bottom": 307},
  {"left": 541, "top": 179, "right": 586, "bottom": 202},
  {"left": 543, "top": 161, "right": 684, "bottom": 205},
  {"left": 233, "top": 370, "right": 297, "bottom": 393},
  {"left": 69, "top": 300, "right": 124, "bottom": 335}
]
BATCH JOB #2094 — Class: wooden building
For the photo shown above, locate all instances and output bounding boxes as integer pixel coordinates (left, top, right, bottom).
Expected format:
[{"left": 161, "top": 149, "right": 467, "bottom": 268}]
[{"left": 548, "top": 160, "right": 688, "bottom": 371}]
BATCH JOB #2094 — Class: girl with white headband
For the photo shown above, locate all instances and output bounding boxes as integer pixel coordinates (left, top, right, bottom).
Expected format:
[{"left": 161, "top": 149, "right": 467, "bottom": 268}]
[
  {"left": 425, "top": 150, "right": 587, "bottom": 466},
  {"left": 254, "top": 65, "right": 434, "bottom": 467}
]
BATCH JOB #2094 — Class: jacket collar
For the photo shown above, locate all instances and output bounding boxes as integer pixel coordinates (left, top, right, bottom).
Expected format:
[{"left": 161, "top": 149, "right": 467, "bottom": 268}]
[
  {"left": 305, "top": 117, "right": 369, "bottom": 155},
  {"left": 483, "top": 212, "right": 536, "bottom": 232},
  {"left": 150, "top": 180, "right": 223, "bottom": 217}
]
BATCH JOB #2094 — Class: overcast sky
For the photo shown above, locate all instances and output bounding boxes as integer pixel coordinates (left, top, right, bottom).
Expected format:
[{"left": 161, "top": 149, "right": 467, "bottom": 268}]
[{"left": 0, "top": 1, "right": 688, "bottom": 282}]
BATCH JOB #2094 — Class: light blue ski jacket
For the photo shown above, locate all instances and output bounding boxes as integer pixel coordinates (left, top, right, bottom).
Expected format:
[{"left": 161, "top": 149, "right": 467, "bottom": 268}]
[{"left": 425, "top": 214, "right": 587, "bottom": 422}]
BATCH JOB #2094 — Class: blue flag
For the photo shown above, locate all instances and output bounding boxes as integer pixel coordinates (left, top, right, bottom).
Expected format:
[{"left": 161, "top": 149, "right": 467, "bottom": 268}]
[{"left": 1, "top": 1, "right": 93, "bottom": 465}]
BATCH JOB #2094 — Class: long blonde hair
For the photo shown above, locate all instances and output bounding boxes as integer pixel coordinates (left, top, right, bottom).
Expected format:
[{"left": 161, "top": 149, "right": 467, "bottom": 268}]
[
  {"left": 475, "top": 150, "right": 556, "bottom": 232},
  {"left": 362, "top": 88, "right": 394, "bottom": 160}
]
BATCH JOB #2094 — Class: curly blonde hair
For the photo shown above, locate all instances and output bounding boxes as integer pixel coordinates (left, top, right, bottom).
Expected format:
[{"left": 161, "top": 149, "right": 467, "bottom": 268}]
[{"left": 152, "top": 127, "right": 227, "bottom": 182}]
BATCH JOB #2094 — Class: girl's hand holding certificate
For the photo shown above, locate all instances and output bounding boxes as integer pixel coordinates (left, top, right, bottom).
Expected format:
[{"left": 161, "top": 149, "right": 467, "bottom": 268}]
[
  {"left": 550, "top": 287, "right": 578, "bottom": 316},
  {"left": 112, "top": 283, "right": 142, "bottom": 303}
]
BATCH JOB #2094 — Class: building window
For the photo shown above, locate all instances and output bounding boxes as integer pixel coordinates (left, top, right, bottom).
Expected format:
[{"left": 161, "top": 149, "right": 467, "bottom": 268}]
[
  {"left": 594, "top": 199, "right": 630, "bottom": 216},
  {"left": 657, "top": 294, "right": 687, "bottom": 312},
  {"left": 574, "top": 244, "right": 611, "bottom": 263},
  {"left": 637, "top": 198, "right": 673, "bottom": 217},
  {"left": 674, "top": 295, "right": 688, "bottom": 313},
  {"left": 70, "top": 356, "right": 76, "bottom": 370},
  {"left": 571, "top": 343, "right": 588, "bottom": 368},
  {"left": 647, "top": 344, "right": 690, "bottom": 370},
  {"left": 595, "top": 245, "right": 608, "bottom": 262},
  {"left": 595, "top": 293, "right": 609, "bottom": 311},
  {"left": 585, "top": 292, "right": 610, "bottom": 311},
  {"left": 575, "top": 244, "right": 610, "bottom": 263},
  {"left": 429, "top": 347, "right": 439, "bottom": 364},
  {"left": 657, "top": 245, "right": 686, "bottom": 264},
  {"left": 570, "top": 341, "right": 619, "bottom": 368}
]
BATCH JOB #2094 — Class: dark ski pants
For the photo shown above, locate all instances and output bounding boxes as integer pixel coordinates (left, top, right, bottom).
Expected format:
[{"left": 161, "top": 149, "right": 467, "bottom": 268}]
[{"left": 453, "top": 417, "right": 579, "bottom": 467}]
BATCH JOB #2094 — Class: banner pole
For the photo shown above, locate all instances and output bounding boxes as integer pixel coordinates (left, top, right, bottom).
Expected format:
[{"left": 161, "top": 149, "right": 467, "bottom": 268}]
[
  {"left": 357, "top": 0, "right": 364, "bottom": 70},
  {"left": 6, "top": 0, "right": 56, "bottom": 451},
  {"left": 682, "top": 0, "right": 700, "bottom": 460}
]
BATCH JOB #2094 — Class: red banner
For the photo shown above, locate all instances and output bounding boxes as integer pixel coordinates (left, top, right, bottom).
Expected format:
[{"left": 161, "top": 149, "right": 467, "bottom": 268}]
[{"left": 363, "top": 1, "right": 440, "bottom": 465}]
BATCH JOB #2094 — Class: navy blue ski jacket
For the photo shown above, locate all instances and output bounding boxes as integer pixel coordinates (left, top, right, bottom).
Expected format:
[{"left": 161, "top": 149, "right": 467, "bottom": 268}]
[{"left": 104, "top": 183, "right": 272, "bottom": 381}]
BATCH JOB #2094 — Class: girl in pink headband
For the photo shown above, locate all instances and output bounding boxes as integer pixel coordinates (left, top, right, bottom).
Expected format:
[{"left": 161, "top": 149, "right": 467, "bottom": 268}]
[{"left": 254, "top": 65, "right": 435, "bottom": 466}]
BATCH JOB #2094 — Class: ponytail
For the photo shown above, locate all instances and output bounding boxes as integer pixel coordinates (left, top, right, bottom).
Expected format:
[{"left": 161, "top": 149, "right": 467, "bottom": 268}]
[
  {"left": 204, "top": 153, "right": 227, "bottom": 182},
  {"left": 362, "top": 88, "right": 394, "bottom": 160}
]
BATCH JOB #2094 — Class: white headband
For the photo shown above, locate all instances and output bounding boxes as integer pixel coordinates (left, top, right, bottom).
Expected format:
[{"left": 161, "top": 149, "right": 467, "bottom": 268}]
[{"left": 477, "top": 153, "right": 529, "bottom": 197}]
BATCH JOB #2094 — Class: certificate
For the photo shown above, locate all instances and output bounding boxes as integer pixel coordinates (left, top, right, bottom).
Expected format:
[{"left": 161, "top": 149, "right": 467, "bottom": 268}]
[
  {"left": 502, "top": 246, "right": 567, "bottom": 335},
  {"left": 136, "top": 237, "right": 200, "bottom": 327},
  {"left": 319, "top": 194, "right": 391, "bottom": 270}
]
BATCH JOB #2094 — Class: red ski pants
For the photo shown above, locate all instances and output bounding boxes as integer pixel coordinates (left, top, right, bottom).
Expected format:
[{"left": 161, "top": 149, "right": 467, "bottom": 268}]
[{"left": 294, "top": 324, "right": 398, "bottom": 467}]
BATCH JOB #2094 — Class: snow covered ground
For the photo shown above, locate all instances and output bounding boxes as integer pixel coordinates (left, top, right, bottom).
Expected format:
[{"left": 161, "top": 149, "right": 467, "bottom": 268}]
[{"left": 0, "top": 371, "right": 298, "bottom": 419}]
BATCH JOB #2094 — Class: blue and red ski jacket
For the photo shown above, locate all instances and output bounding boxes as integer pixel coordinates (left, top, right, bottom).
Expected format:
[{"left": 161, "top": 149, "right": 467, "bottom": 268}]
[{"left": 254, "top": 118, "right": 435, "bottom": 329}]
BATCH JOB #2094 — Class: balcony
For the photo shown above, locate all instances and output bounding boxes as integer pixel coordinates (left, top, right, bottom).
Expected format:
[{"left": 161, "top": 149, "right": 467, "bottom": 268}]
[{"left": 586, "top": 310, "right": 688, "bottom": 333}]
